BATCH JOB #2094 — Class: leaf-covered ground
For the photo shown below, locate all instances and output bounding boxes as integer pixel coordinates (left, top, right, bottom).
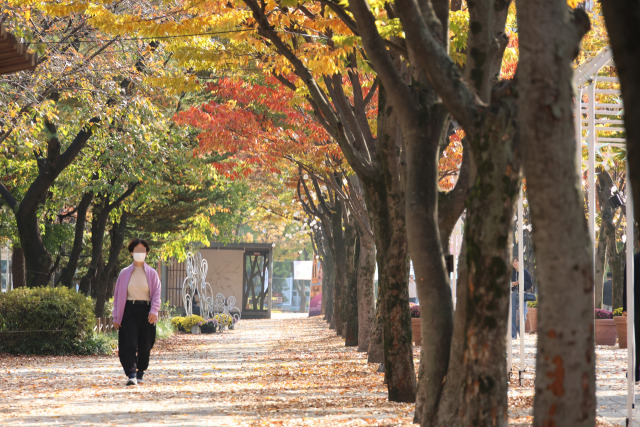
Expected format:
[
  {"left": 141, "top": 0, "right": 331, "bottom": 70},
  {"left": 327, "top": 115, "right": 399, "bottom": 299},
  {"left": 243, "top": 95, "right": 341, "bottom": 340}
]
[{"left": 0, "top": 314, "right": 632, "bottom": 425}]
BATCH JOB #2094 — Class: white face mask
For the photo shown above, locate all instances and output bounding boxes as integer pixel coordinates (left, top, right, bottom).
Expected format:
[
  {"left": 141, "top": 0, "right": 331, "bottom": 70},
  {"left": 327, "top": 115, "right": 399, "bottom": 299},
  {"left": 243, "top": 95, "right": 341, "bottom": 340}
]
[{"left": 132, "top": 252, "right": 146, "bottom": 263}]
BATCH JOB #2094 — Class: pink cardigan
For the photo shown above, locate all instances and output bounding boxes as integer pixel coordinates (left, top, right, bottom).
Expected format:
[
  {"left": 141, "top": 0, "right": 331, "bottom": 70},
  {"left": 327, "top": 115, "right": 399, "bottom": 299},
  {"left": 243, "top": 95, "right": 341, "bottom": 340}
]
[{"left": 112, "top": 263, "right": 162, "bottom": 324}]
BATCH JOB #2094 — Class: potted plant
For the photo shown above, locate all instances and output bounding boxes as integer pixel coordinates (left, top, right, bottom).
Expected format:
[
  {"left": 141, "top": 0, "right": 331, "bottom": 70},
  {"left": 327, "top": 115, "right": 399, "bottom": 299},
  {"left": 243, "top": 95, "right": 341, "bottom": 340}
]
[
  {"left": 199, "top": 318, "right": 218, "bottom": 334},
  {"left": 526, "top": 300, "right": 538, "bottom": 333},
  {"left": 595, "top": 309, "right": 616, "bottom": 346},
  {"left": 181, "top": 315, "right": 205, "bottom": 334},
  {"left": 410, "top": 303, "right": 421, "bottom": 346},
  {"left": 613, "top": 307, "right": 627, "bottom": 348}
]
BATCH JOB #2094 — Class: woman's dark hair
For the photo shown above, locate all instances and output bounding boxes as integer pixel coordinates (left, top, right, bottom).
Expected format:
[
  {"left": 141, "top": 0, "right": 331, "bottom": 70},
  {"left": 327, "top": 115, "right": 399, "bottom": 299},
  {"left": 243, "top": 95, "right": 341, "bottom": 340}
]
[{"left": 128, "top": 238, "right": 150, "bottom": 253}]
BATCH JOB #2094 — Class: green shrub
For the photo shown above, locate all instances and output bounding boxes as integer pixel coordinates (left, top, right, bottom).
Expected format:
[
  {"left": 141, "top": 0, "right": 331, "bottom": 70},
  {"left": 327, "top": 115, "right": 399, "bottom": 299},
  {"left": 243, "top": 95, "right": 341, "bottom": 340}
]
[
  {"left": 0, "top": 287, "right": 95, "bottom": 355},
  {"left": 75, "top": 332, "right": 117, "bottom": 355},
  {"left": 156, "top": 317, "right": 175, "bottom": 339}
]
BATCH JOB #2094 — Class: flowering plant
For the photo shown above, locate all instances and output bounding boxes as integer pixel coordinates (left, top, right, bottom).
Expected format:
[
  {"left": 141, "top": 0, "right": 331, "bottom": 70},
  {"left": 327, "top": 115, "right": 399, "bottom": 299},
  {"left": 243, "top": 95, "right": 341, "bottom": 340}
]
[
  {"left": 214, "top": 313, "right": 234, "bottom": 328},
  {"left": 613, "top": 307, "right": 624, "bottom": 317},
  {"left": 410, "top": 303, "right": 420, "bottom": 318},
  {"left": 595, "top": 309, "right": 613, "bottom": 319},
  {"left": 198, "top": 318, "right": 218, "bottom": 333}
]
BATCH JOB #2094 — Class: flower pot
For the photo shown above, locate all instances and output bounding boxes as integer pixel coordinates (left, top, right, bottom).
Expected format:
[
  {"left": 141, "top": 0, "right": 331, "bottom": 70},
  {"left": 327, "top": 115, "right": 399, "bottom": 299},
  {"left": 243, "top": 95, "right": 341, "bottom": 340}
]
[
  {"left": 614, "top": 316, "right": 627, "bottom": 348},
  {"left": 526, "top": 308, "right": 538, "bottom": 333},
  {"left": 201, "top": 324, "right": 216, "bottom": 334},
  {"left": 594, "top": 318, "right": 617, "bottom": 346},
  {"left": 190, "top": 325, "right": 201, "bottom": 334},
  {"left": 411, "top": 318, "right": 421, "bottom": 347}
]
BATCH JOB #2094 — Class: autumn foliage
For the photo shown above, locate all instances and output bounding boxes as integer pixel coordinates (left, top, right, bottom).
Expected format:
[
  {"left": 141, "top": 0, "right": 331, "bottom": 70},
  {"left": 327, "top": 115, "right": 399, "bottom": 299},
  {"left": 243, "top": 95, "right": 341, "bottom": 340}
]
[{"left": 174, "top": 76, "right": 341, "bottom": 179}]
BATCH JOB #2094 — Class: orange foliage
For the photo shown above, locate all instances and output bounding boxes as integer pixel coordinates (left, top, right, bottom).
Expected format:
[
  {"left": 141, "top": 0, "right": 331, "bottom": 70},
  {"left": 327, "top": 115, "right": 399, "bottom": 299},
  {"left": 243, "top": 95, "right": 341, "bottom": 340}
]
[{"left": 173, "top": 76, "right": 341, "bottom": 179}]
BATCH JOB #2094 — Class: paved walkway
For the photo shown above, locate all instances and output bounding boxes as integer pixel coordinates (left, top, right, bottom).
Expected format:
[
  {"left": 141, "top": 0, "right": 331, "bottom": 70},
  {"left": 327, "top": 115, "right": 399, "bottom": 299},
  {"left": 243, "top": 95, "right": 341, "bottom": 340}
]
[
  {"left": 0, "top": 314, "right": 413, "bottom": 426},
  {"left": 509, "top": 334, "right": 640, "bottom": 426},
  {"left": 0, "top": 314, "right": 637, "bottom": 425}
]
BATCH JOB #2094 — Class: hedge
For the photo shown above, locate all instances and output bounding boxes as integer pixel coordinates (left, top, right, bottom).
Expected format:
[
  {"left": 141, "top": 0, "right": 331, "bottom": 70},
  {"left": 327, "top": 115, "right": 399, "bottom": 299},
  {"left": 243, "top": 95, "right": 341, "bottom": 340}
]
[{"left": 0, "top": 287, "right": 95, "bottom": 355}]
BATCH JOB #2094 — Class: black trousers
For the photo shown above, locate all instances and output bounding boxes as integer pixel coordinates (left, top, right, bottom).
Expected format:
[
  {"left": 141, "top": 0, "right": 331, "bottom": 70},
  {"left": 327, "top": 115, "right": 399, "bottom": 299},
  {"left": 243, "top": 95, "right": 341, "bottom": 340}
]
[{"left": 118, "top": 301, "right": 156, "bottom": 378}]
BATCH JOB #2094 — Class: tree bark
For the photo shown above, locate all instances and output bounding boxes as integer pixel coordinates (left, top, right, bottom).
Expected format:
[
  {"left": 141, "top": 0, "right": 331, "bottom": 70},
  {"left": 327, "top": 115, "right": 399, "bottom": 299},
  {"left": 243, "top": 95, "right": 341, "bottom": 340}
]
[
  {"left": 356, "top": 226, "right": 376, "bottom": 352},
  {"left": 79, "top": 196, "right": 109, "bottom": 296},
  {"left": 404, "top": 99, "right": 453, "bottom": 423},
  {"left": 517, "top": 4, "right": 595, "bottom": 425},
  {"left": 360, "top": 85, "right": 416, "bottom": 402},
  {"left": 436, "top": 109, "right": 521, "bottom": 426},
  {"left": 94, "top": 212, "right": 128, "bottom": 317},
  {"left": 57, "top": 191, "right": 93, "bottom": 287},
  {"left": 11, "top": 245, "right": 26, "bottom": 289},
  {"left": 601, "top": 0, "right": 640, "bottom": 227},
  {"left": 368, "top": 299, "right": 385, "bottom": 363},
  {"left": 331, "top": 201, "right": 346, "bottom": 334},
  {"left": 344, "top": 219, "right": 359, "bottom": 346}
]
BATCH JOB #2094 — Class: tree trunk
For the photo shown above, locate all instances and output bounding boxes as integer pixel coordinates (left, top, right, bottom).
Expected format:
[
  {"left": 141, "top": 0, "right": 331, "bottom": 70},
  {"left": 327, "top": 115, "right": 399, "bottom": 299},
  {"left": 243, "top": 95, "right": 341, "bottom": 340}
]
[
  {"left": 368, "top": 299, "right": 385, "bottom": 363},
  {"left": 361, "top": 86, "right": 416, "bottom": 402},
  {"left": 331, "top": 202, "right": 346, "bottom": 334},
  {"left": 57, "top": 192, "right": 93, "bottom": 288},
  {"left": 356, "top": 228, "right": 376, "bottom": 352},
  {"left": 344, "top": 221, "right": 359, "bottom": 346},
  {"left": 405, "top": 100, "right": 453, "bottom": 424},
  {"left": 79, "top": 197, "right": 109, "bottom": 296},
  {"left": 436, "top": 110, "right": 521, "bottom": 426},
  {"left": 17, "top": 209, "right": 53, "bottom": 287},
  {"left": 323, "top": 250, "right": 335, "bottom": 323},
  {"left": 601, "top": 0, "right": 640, "bottom": 227},
  {"left": 95, "top": 212, "right": 128, "bottom": 317},
  {"left": 517, "top": 4, "right": 595, "bottom": 425},
  {"left": 294, "top": 279, "right": 308, "bottom": 313},
  {"left": 11, "top": 245, "right": 26, "bottom": 289},
  {"left": 596, "top": 169, "right": 616, "bottom": 308},
  {"left": 322, "top": 244, "right": 335, "bottom": 324}
]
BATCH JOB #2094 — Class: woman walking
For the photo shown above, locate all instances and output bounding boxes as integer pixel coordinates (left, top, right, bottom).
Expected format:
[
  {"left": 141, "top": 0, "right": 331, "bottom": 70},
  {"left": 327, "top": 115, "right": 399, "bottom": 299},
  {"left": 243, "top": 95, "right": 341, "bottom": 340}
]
[{"left": 112, "top": 238, "right": 161, "bottom": 386}]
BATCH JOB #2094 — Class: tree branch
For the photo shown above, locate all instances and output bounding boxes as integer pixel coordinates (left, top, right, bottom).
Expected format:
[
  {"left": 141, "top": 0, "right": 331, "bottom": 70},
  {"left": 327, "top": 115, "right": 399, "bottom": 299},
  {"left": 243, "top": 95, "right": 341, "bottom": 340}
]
[{"left": 393, "top": 0, "right": 481, "bottom": 132}]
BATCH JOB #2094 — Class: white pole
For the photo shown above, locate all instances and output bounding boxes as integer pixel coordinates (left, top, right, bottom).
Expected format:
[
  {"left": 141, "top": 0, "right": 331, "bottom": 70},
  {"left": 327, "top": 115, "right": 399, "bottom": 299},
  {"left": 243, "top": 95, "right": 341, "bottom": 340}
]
[
  {"left": 626, "top": 175, "right": 634, "bottom": 424},
  {"left": 519, "top": 186, "right": 525, "bottom": 373},
  {"left": 588, "top": 80, "right": 597, "bottom": 253},
  {"left": 576, "top": 87, "right": 584, "bottom": 172}
]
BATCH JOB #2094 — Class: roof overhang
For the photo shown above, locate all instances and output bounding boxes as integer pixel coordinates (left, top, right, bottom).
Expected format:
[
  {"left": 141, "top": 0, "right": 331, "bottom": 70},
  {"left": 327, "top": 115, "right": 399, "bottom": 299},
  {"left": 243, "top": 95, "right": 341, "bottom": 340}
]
[{"left": 0, "top": 23, "right": 36, "bottom": 76}]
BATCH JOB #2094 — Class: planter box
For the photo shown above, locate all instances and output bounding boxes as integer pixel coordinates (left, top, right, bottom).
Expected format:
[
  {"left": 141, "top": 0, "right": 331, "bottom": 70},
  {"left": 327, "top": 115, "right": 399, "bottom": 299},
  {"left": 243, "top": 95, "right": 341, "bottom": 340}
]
[
  {"left": 595, "top": 318, "right": 617, "bottom": 346},
  {"left": 411, "top": 318, "right": 421, "bottom": 347},
  {"left": 526, "top": 308, "right": 537, "bottom": 333},
  {"left": 190, "top": 325, "right": 201, "bottom": 335},
  {"left": 614, "top": 316, "right": 627, "bottom": 348}
]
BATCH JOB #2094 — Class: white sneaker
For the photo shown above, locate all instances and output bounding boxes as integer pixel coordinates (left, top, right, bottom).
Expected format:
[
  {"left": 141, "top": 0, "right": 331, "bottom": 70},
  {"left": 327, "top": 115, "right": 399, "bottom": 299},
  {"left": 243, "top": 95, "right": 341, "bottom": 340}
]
[{"left": 126, "top": 377, "right": 137, "bottom": 386}]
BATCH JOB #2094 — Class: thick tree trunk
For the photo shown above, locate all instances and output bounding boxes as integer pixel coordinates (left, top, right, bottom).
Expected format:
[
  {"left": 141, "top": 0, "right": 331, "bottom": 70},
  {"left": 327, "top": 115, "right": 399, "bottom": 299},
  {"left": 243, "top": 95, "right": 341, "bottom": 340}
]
[
  {"left": 322, "top": 247, "right": 335, "bottom": 324},
  {"left": 57, "top": 192, "right": 93, "bottom": 288},
  {"left": 356, "top": 229, "right": 376, "bottom": 352},
  {"left": 17, "top": 210, "right": 53, "bottom": 287},
  {"left": 436, "top": 111, "right": 521, "bottom": 426},
  {"left": 368, "top": 300, "right": 385, "bottom": 363},
  {"left": 361, "top": 88, "right": 416, "bottom": 400},
  {"left": 601, "top": 0, "right": 640, "bottom": 226},
  {"left": 11, "top": 245, "right": 26, "bottom": 289},
  {"left": 406, "top": 101, "right": 453, "bottom": 425},
  {"left": 344, "top": 222, "right": 359, "bottom": 346},
  {"left": 518, "top": 4, "right": 595, "bottom": 425},
  {"left": 331, "top": 203, "right": 346, "bottom": 334}
]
